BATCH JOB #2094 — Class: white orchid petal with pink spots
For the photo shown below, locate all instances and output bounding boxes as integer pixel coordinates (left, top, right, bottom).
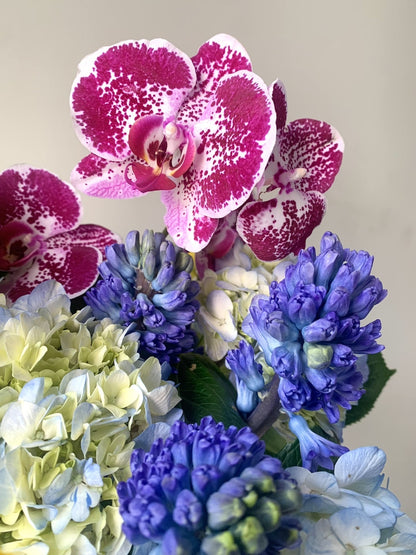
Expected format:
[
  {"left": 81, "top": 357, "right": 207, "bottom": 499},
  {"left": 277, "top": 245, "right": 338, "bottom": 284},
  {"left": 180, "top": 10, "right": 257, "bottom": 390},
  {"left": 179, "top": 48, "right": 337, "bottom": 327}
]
[
  {"left": 273, "top": 118, "right": 344, "bottom": 193},
  {"left": 70, "top": 34, "right": 276, "bottom": 251},
  {"left": 0, "top": 166, "right": 118, "bottom": 301},
  {"left": 0, "top": 165, "right": 80, "bottom": 237},
  {"left": 71, "top": 39, "right": 196, "bottom": 161},
  {"left": 269, "top": 79, "right": 288, "bottom": 131},
  {"left": 234, "top": 109, "right": 344, "bottom": 260},
  {"left": 237, "top": 190, "right": 327, "bottom": 261},
  {"left": 72, "top": 154, "right": 144, "bottom": 198}
]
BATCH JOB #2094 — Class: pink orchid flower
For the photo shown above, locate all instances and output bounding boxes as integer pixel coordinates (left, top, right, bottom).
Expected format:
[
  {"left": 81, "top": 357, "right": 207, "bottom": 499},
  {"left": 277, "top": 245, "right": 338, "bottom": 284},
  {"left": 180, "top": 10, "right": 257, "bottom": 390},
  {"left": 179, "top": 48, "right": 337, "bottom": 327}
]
[
  {"left": 70, "top": 34, "right": 276, "bottom": 252},
  {"left": 236, "top": 80, "right": 345, "bottom": 261},
  {"left": 0, "top": 165, "right": 119, "bottom": 302}
]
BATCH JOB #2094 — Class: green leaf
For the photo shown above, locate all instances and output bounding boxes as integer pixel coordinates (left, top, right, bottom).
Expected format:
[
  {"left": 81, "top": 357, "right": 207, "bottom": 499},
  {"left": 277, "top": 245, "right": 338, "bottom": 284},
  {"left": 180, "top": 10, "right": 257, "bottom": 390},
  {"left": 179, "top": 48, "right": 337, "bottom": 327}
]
[
  {"left": 262, "top": 427, "right": 288, "bottom": 458},
  {"left": 277, "top": 439, "right": 302, "bottom": 469},
  {"left": 345, "top": 352, "right": 396, "bottom": 426},
  {"left": 176, "top": 353, "right": 247, "bottom": 429}
]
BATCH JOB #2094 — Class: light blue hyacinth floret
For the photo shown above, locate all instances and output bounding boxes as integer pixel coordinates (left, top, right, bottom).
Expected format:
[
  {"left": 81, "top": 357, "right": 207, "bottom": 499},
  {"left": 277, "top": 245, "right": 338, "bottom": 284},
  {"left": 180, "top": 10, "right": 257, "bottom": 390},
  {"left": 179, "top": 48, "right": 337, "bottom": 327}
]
[{"left": 85, "top": 230, "right": 200, "bottom": 367}]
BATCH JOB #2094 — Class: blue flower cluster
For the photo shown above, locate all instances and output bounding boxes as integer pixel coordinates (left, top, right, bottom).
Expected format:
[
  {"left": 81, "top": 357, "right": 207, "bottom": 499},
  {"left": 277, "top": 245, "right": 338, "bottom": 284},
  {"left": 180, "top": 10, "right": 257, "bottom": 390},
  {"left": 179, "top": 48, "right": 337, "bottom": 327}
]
[
  {"left": 85, "top": 230, "right": 200, "bottom": 366},
  {"left": 242, "top": 232, "right": 387, "bottom": 423},
  {"left": 118, "top": 417, "right": 301, "bottom": 554}
]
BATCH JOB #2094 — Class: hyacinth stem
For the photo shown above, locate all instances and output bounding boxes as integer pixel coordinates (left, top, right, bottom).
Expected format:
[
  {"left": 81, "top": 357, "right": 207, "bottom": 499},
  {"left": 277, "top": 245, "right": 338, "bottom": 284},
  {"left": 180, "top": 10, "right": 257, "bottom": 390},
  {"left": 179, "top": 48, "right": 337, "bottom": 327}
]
[{"left": 248, "top": 373, "right": 281, "bottom": 437}]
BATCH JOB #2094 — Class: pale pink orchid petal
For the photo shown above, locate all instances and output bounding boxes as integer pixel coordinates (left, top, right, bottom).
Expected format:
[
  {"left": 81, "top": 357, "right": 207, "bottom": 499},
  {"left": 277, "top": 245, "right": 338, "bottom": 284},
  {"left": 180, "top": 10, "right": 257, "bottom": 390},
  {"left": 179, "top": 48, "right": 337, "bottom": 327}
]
[
  {"left": 236, "top": 189, "right": 327, "bottom": 261},
  {"left": 71, "top": 39, "right": 196, "bottom": 161},
  {"left": 162, "top": 185, "right": 219, "bottom": 252},
  {"left": 0, "top": 165, "right": 80, "bottom": 237},
  {"left": 72, "top": 154, "right": 147, "bottom": 198}
]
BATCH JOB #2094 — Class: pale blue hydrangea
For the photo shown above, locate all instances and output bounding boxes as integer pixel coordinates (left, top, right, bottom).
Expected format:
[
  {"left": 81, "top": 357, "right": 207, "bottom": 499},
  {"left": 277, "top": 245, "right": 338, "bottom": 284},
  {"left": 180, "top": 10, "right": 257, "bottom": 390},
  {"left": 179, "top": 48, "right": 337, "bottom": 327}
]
[{"left": 282, "top": 446, "right": 416, "bottom": 554}]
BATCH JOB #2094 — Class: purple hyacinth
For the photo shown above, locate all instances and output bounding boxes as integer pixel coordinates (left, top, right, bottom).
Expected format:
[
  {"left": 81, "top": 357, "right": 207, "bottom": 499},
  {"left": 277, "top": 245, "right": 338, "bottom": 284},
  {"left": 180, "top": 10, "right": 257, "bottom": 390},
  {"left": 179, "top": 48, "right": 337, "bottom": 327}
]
[
  {"left": 84, "top": 230, "right": 200, "bottom": 365},
  {"left": 117, "top": 417, "right": 302, "bottom": 554},
  {"left": 242, "top": 232, "right": 387, "bottom": 423}
]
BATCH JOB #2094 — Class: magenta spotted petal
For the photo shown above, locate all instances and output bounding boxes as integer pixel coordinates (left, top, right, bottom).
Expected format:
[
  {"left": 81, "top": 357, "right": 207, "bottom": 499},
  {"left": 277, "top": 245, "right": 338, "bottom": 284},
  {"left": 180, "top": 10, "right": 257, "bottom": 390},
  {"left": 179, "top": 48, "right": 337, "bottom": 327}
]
[
  {"left": 0, "top": 166, "right": 119, "bottom": 302},
  {"left": 71, "top": 34, "right": 276, "bottom": 251},
  {"left": 235, "top": 82, "right": 344, "bottom": 261},
  {"left": 237, "top": 190, "right": 327, "bottom": 261}
]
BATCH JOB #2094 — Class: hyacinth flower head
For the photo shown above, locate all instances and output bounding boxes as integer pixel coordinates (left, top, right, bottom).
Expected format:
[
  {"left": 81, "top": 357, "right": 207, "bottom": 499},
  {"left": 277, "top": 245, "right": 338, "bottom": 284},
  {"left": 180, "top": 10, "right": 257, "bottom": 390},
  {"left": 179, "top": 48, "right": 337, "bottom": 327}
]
[
  {"left": 70, "top": 34, "right": 276, "bottom": 252},
  {"left": 117, "top": 416, "right": 302, "bottom": 554},
  {"left": 0, "top": 165, "right": 118, "bottom": 302},
  {"left": 85, "top": 229, "right": 200, "bottom": 365},
  {"left": 242, "top": 232, "right": 387, "bottom": 423}
]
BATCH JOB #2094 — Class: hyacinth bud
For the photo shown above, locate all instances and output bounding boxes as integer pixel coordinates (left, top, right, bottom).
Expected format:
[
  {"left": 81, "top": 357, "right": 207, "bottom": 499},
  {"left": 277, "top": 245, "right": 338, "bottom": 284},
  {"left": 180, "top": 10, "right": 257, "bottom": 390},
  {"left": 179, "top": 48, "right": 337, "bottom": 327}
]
[
  {"left": 124, "top": 230, "right": 141, "bottom": 266},
  {"left": 226, "top": 341, "right": 265, "bottom": 393},
  {"left": 314, "top": 247, "right": 343, "bottom": 289},
  {"left": 304, "top": 342, "right": 334, "bottom": 370}
]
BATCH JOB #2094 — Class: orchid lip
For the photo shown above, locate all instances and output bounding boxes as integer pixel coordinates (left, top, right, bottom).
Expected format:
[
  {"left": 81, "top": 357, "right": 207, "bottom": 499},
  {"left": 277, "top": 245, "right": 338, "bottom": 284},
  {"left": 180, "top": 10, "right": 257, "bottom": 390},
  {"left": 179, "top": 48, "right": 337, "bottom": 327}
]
[
  {"left": 127, "top": 115, "right": 196, "bottom": 192},
  {"left": 0, "top": 221, "right": 44, "bottom": 271}
]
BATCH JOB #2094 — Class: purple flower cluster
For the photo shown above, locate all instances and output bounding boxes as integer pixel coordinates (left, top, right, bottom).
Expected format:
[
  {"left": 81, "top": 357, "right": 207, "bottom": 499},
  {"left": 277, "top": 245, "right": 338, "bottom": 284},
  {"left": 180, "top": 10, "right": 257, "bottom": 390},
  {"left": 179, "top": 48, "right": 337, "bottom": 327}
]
[
  {"left": 85, "top": 230, "right": 200, "bottom": 365},
  {"left": 242, "top": 232, "right": 387, "bottom": 423},
  {"left": 117, "top": 417, "right": 301, "bottom": 554}
]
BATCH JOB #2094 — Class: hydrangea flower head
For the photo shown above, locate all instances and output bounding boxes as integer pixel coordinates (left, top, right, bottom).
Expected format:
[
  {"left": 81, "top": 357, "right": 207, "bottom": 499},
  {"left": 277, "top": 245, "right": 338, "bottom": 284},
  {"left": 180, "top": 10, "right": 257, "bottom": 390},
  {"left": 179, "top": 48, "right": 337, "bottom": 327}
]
[
  {"left": 70, "top": 34, "right": 276, "bottom": 251},
  {"left": 84, "top": 229, "right": 200, "bottom": 365},
  {"left": 287, "top": 446, "right": 416, "bottom": 553},
  {"left": 0, "top": 165, "right": 118, "bottom": 302},
  {"left": 243, "top": 232, "right": 387, "bottom": 422},
  {"left": 118, "top": 416, "right": 302, "bottom": 554}
]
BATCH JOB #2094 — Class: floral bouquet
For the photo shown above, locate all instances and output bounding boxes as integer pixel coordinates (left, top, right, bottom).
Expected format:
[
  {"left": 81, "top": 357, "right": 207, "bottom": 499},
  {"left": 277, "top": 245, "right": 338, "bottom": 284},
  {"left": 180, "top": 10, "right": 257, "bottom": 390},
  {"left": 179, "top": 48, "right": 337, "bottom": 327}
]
[{"left": 0, "top": 34, "right": 415, "bottom": 554}]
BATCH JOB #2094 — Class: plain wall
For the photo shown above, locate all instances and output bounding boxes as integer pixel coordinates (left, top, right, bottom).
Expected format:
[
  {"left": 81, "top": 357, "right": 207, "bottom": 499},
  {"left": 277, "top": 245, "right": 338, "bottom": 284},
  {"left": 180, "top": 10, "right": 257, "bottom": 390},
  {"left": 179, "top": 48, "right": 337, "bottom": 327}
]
[{"left": 1, "top": 0, "right": 415, "bottom": 516}]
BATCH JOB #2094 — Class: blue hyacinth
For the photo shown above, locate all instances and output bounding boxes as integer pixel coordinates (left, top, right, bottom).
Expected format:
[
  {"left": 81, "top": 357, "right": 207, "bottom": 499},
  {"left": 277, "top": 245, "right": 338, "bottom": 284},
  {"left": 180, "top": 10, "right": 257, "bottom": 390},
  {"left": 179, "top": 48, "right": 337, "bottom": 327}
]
[
  {"left": 242, "top": 232, "right": 387, "bottom": 423},
  {"left": 85, "top": 230, "right": 200, "bottom": 366},
  {"left": 117, "top": 417, "right": 302, "bottom": 554}
]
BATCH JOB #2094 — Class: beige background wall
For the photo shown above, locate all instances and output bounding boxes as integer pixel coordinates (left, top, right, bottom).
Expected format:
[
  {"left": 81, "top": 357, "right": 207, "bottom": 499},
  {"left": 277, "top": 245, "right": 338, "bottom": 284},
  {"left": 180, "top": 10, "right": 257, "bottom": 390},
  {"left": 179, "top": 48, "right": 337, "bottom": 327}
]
[{"left": 1, "top": 0, "right": 415, "bottom": 515}]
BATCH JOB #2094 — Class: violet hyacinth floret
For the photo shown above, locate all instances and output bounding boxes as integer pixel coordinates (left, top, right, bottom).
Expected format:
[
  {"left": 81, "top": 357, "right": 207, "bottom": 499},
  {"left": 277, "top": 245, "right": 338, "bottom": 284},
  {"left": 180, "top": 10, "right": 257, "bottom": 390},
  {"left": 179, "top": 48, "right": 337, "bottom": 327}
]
[
  {"left": 117, "top": 417, "right": 302, "bottom": 554},
  {"left": 84, "top": 229, "right": 200, "bottom": 365},
  {"left": 242, "top": 232, "right": 387, "bottom": 423}
]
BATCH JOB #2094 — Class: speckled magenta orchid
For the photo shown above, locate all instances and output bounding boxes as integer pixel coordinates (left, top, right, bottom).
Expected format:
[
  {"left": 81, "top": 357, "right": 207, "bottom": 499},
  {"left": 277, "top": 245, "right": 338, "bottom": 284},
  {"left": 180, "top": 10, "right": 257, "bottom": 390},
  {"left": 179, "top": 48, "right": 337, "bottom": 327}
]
[
  {"left": 236, "top": 80, "right": 345, "bottom": 261},
  {"left": 70, "top": 34, "right": 276, "bottom": 252},
  {"left": 0, "top": 165, "right": 118, "bottom": 302}
]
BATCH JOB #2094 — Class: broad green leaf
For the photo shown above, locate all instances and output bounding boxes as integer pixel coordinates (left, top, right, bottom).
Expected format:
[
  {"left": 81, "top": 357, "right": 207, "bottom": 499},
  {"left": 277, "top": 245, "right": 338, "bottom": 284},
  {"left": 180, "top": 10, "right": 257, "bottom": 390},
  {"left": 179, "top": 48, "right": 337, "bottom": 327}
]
[
  {"left": 345, "top": 352, "right": 396, "bottom": 426},
  {"left": 177, "top": 353, "right": 247, "bottom": 428},
  {"left": 277, "top": 439, "right": 302, "bottom": 469},
  {"left": 261, "top": 427, "right": 288, "bottom": 458}
]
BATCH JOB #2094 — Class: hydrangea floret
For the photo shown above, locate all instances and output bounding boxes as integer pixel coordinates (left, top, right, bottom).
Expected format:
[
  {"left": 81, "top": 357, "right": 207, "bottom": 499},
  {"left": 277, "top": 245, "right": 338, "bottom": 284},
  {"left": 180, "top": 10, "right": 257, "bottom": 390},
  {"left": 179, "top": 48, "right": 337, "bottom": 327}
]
[
  {"left": 117, "top": 416, "right": 302, "bottom": 554},
  {"left": 0, "top": 165, "right": 118, "bottom": 302},
  {"left": 84, "top": 229, "right": 200, "bottom": 366},
  {"left": 196, "top": 236, "right": 293, "bottom": 361},
  {"left": 285, "top": 447, "right": 416, "bottom": 554},
  {"left": 70, "top": 34, "right": 276, "bottom": 252},
  {"left": 241, "top": 231, "right": 387, "bottom": 423}
]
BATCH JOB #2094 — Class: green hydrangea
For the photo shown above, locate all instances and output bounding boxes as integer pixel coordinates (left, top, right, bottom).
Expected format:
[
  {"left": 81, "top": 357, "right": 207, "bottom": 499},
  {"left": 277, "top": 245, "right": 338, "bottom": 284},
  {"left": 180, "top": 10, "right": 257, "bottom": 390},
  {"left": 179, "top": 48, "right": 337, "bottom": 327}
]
[{"left": 0, "top": 281, "right": 181, "bottom": 553}]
